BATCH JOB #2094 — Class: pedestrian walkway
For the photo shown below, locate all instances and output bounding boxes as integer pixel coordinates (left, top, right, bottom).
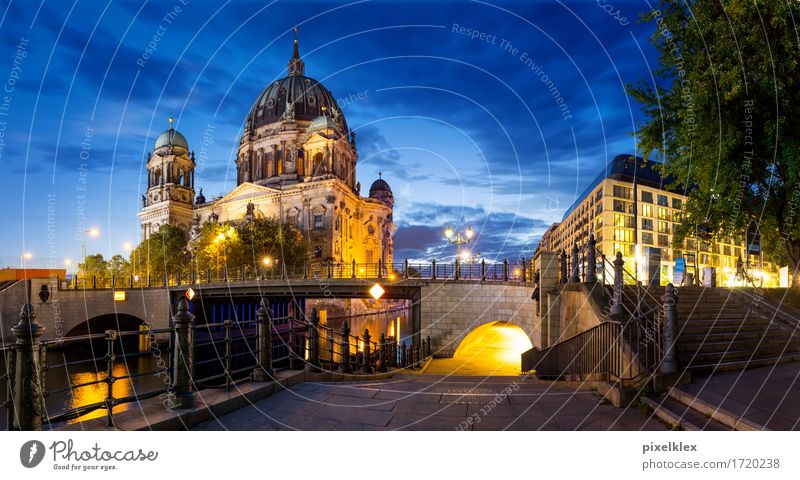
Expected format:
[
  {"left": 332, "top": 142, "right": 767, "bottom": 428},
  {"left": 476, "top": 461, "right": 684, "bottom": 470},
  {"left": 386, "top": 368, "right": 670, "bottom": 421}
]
[
  {"left": 673, "top": 363, "right": 800, "bottom": 430},
  {"left": 192, "top": 375, "right": 666, "bottom": 431}
]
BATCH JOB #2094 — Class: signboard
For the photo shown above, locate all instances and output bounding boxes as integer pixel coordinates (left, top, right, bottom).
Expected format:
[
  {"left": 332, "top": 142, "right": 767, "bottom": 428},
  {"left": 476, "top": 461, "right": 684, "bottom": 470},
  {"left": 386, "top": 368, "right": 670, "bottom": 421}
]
[
  {"left": 702, "top": 267, "right": 717, "bottom": 287},
  {"left": 644, "top": 247, "right": 661, "bottom": 286},
  {"left": 674, "top": 257, "right": 686, "bottom": 286},
  {"left": 747, "top": 220, "right": 762, "bottom": 254}
]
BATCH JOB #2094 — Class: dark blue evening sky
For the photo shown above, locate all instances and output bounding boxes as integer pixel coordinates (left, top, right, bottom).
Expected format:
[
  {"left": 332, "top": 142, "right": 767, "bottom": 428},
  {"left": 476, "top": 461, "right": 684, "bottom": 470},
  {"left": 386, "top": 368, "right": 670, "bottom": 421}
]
[{"left": 0, "top": 0, "right": 659, "bottom": 267}]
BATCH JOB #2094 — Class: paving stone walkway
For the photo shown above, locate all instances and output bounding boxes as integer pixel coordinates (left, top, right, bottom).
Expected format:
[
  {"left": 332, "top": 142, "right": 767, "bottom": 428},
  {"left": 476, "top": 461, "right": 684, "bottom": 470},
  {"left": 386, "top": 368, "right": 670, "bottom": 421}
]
[
  {"left": 675, "top": 363, "right": 800, "bottom": 430},
  {"left": 192, "top": 375, "right": 667, "bottom": 431}
]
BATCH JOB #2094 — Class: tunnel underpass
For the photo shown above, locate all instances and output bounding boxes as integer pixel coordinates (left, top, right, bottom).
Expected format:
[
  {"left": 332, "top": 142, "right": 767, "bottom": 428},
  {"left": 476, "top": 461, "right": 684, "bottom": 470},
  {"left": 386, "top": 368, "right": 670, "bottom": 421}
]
[{"left": 424, "top": 321, "right": 533, "bottom": 376}]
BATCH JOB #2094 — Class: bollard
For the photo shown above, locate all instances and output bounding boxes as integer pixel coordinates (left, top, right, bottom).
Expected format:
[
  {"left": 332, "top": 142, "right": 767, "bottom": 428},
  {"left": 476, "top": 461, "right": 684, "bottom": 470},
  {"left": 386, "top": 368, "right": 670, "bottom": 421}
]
[
  {"left": 378, "top": 333, "right": 387, "bottom": 373},
  {"left": 660, "top": 283, "right": 679, "bottom": 374},
  {"left": 170, "top": 298, "right": 196, "bottom": 409},
  {"left": 252, "top": 300, "right": 274, "bottom": 381},
  {"left": 306, "top": 308, "right": 320, "bottom": 372},
  {"left": 362, "top": 329, "right": 373, "bottom": 374},
  {"left": 586, "top": 234, "right": 598, "bottom": 283},
  {"left": 340, "top": 321, "right": 351, "bottom": 373},
  {"left": 570, "top": 243, "right": 580, "bottom": 283},
  {"left": 12, "top": 303, "right": 45, "bottom": 430},
  {"left": 610, "top": 252, "right": 625, "bottom": 318}
]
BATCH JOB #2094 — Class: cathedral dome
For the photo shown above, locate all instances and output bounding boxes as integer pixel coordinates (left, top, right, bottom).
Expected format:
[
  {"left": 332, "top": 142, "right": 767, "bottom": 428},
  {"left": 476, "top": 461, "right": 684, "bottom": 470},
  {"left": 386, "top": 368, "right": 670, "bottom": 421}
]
[
  {"left": 155, "top": 119, "right": 188, "bottom": 151},
  {"left": 369, "top": 175, "right": 394, "bottom": 207},
  {"left": 245, "top": 39, "right": 348, "bottom": 132}
]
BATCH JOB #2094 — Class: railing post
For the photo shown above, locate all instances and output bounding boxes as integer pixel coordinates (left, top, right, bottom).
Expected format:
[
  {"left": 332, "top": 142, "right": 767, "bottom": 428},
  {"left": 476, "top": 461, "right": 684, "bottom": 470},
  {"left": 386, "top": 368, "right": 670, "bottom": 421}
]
[
  {"left": 351, "top": 259, "right": 357, "bottom": 278},
  {"left": 404, "top": 259, "right": 409, "bottom": 278},
  {"left": 103, "top": 329, "right": 117, "bottom": 426},
  {"left": 303, "top": 262, "right": 308, "bottom": 280},
  {"left": 362, "top": 329, "right": 372, "bottom": 373},
  {"left": 11, "top": 303, "right": 44, "bottom": 430},
  {"left": 92, "top": 275, "right": 97, "bottom": 289},
  {"left": 560, "top": 249, "right": 567, "bottom": 284},
  {"left": 570, "top": 243, "right": 580, "bottom": 283},
  {"left": 503, "top": 259, "right": 509, "bottom": 281},
  {"left": 521, "top": 257, "right": 527, "bottom": 282},
  {"left": 252, "top": 299, "right": 274, "bottom": 381},
  {"left": 223, "top": 320, "right": 233, "bottom": 391},
  {"left": 306, "top": 308, "right": 320, "bottom": 372},
  {"left": 400, "top": 341, "right": 407, "bottom": 367},
  {"left": 326, "top": 260, "right": 332, "bottom": 279},
  {"left": 129, "top": 274, "right": 134, "bottom": 288},
  {"left": 206, "top": 269, "right": 211, "bottom": 284},
  {"left": 176, "top": 272, "right": 182, "bottom": 286},
  {"left": 240, "top": 265, "right": 245, "bottom": 281},
  {"left": 610, "top": 252, "right": 625, "bottom": 318},
  {"left": 454, "top": 258, "right": 460, "bottom": 281},
  {"left": 431, "top": 260, "right": 437, "bottom": 280},
  {"left": 170, "top": 298, "right": 196, "bottom": 409},
  {"left": 660, "top": 283, "right": 679, "bottom": 374},
  {"left": 480, "top": 259, "right": 486, "bottom": 280},
  {"left": 586, "top": 234, "right": 598, "bottom": 283},
  {"left": 111, "top": 275, "right": 115, "bottom": 289},
  {"left": 378, "top": 333, "right": 387, "bottom": 373},
  {"left": 377, "top": 259, "right": 383, "bottom": 279},
  {"left": 339, "top": 320, "right": 351, "bottom": 373},
  {"left": 191, "top": 269, "right": 196, "bottom": 284}
]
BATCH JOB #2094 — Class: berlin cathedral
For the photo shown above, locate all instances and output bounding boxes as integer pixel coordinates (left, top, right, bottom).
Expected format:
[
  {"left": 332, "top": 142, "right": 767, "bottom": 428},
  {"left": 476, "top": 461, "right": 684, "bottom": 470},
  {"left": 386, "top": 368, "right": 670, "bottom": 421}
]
[{"left": 138, "top": 37, "right": 396, "bottom": 266}]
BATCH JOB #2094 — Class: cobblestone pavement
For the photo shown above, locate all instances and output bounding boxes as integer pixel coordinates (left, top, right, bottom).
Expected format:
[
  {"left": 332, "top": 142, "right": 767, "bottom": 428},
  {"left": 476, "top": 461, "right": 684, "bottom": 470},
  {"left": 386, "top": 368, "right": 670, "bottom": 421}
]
[{"left": 192, "top": 375, "right": 667, "bottom": 431}]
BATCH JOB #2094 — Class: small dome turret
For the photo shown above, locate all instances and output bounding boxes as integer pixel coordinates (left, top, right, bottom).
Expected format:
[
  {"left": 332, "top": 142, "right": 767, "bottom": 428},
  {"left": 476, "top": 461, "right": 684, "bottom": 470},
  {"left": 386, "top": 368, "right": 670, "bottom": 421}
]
[
  {"left": 154, "top": 117, "right": 189, "bottom": 152},
  {"left": 369, "top": 173, "right": 393, "bottom": 208}
]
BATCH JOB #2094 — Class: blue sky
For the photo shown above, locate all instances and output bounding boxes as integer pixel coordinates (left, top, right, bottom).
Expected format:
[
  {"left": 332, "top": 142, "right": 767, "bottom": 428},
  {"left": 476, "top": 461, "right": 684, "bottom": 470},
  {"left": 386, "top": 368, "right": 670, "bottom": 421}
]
[{"left": 0, "top": 0, "right": 659, "bottom": 268}]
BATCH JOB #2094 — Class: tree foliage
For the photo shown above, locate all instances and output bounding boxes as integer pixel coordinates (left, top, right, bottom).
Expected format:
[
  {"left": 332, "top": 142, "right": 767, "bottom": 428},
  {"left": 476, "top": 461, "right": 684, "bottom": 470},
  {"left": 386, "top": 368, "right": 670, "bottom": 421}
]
[
  {"left": 131, "top": 224, "right": 190, "bottom": 277},
  {"left": 629, "top": 1, "right": 800, "bottom": 273}
]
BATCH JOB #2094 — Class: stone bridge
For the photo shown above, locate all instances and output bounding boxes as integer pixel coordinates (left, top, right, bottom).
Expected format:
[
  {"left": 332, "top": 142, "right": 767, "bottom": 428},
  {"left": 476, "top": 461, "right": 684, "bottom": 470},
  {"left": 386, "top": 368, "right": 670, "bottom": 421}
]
[{"left": 0, "top": 276, "right": 534, "bottom": 356}]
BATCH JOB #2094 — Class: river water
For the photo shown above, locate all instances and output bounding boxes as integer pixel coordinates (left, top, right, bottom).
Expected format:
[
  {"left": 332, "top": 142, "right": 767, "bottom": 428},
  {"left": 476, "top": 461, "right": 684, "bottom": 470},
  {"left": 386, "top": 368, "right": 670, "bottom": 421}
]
[{"left": 1, "top": 343, "right": 166, "bottom": 430}]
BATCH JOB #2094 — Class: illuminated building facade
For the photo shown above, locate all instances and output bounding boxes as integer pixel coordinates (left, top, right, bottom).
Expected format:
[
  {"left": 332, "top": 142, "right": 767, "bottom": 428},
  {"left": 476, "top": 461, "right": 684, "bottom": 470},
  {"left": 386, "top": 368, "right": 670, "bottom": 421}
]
[{"left": 536, "top": 155, "right": 780, "bottom": 287}]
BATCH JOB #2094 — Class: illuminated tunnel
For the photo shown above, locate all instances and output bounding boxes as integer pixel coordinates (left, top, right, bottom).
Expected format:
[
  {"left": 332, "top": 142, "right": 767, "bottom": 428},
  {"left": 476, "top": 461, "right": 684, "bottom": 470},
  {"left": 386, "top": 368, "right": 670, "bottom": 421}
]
[{"left": 426, "top": 321, "right": 533, "bottom": 376}]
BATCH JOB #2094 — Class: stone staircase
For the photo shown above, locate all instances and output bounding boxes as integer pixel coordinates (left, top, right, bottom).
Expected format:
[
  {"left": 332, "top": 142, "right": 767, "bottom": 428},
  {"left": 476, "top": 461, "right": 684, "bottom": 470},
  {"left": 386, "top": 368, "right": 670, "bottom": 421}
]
[
  {"left": 672, "top": 287, "right": 800, "bottom": 373},
  {"left": 642, "top": 386, "right": 764, "bottom": 431}
]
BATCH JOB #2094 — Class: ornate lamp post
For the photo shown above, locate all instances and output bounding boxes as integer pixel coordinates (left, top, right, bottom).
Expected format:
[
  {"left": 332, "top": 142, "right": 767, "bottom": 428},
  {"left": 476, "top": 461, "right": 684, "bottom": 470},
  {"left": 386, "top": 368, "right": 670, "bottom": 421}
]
[
  {"left": 444, "top": 226, "right": 474, "bottom": 260},
  {"left": 82, "top": 227, "right": 99, "bottom": 265}
]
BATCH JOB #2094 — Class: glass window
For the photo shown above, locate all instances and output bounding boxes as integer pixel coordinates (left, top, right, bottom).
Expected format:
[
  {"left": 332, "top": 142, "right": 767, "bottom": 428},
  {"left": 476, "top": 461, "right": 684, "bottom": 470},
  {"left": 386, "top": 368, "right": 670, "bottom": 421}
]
[
  {"left": 641, "top": 204, "right": 652, "bottom": 217},
  {"left": 613, "top": 185, "right": 632, "bottom": 199},
  {"left": 672, "top": 198, "right": 682, "bottom": 209},
  {"left": 657, "top": 194, "right": 668, "bottom": 206},
  {"left": 614, "top": 214, "right": 634, "bottom": 228},
  {"left": 595, "top": 189, "right": 603, "bottom": 201},
  {"left": 658, "top": 221, "right": 669, "bottom": 234},
  {"left": 613, "top": 200, "right": 633, "bottom": 214},
  {"left": 614, "top": 243, "right": 634, "bottom": 257},
  {"left": 686, "top": 239, "right": 696, "bottom": 250},
  {"left": 641, "top": 191, "right": 653, "bottom": 203},
  {"left": 642, "top": 218, "right": 653, "bottom": 231},
  {"left": 314, "top": 246, "right": 322, "bottom": 258},
  {"left": 314, "top": 214, "right": 324, "bottom": 230},
  {"left": 658, "top": 234, "right": 669, "bottom": 247},
  {"left": 642, "top": 232, "right": 654, "bottom": 245},
  {"left": 657, "top": 207, "right": 668, "bottom": 219},
  {"left": 614, "top": 228, "right": 633, "bottom": 243}
]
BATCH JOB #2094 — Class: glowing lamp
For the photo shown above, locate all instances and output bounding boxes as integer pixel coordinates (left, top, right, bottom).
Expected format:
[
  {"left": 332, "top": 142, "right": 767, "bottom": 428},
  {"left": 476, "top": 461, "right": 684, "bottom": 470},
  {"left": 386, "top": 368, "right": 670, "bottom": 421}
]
[
  {"left": 444, "top": 227, "right": 454, "bottom": 239},
  {"left": 369, "top": 283, "right": 385, "bottom": 300},
  {"left": 113, "top": 291, "right": 126, "bottom": 302}
]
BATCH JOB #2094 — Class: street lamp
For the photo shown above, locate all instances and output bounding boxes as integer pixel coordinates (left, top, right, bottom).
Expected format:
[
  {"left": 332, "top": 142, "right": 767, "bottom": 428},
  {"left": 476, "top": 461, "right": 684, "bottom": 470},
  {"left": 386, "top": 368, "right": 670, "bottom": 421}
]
[
  {"left": 444, "top": 226, "right": 474, "bottom": 260},
  {"left": 82, "top": 227, "right": 99, "bottom": 265}
]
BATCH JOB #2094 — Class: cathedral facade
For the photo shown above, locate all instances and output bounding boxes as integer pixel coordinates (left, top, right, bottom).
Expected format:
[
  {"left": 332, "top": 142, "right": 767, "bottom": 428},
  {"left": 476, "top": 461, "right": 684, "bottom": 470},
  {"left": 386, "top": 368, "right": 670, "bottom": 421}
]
[{"left": 138, "top": 38, "right": 395, "bottom": 266}]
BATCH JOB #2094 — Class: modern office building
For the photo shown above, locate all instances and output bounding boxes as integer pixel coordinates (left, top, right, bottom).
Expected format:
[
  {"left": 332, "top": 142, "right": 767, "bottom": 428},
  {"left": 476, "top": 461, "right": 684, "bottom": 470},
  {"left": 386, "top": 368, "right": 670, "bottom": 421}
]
[{"left": 536, "top": 154, "right": 779, "bottom": 287}]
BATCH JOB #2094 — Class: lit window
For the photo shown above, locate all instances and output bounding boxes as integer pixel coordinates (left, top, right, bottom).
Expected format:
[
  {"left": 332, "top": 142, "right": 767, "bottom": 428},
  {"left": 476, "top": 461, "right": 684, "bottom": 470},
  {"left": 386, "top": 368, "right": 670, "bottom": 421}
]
[
  {"left": 658, "top": 221, "right": 669, "bottom": 233},
  {"left": 314, "top": 214, "right": 324, "bottom": 230},
  {"left": 641, "top": 204, "right": 653, "bottom": 217},
  {"left": 657, "top": 207, "right": 668, "bottom": 220},
  {"left": 613, "top": 185, "right": 632, "bottom": 199}
]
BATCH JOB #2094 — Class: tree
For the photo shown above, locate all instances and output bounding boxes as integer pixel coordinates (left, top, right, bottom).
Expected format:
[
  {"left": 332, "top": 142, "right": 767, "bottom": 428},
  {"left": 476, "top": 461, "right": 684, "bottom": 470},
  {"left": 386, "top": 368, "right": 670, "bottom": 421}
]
[
  {"left": 78, "top": 254, "right": 108, "bottom": 281},
  {"left": 132, "top": 224, "right": 189, "bottom": 278},
  {"left": 629, "top": 2, "right": 800, "bottom": 283},
  {"left": 190, "top": 218, "right": 308, "bottom": 274},
  {"left": 107, "top": 254, "right": 131, "bottom": 279}
]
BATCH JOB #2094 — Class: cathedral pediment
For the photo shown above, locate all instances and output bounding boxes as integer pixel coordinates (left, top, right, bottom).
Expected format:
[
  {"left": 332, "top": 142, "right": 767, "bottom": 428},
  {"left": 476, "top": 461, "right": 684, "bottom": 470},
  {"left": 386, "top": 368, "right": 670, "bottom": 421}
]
[{"left": 212, "top": 182, "right": 278, "bottom": 206}]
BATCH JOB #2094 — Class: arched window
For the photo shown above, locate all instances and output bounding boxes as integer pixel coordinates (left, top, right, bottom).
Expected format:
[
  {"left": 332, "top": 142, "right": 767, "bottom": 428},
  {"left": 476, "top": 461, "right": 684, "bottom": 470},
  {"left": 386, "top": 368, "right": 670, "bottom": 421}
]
[{"left": 313, "top": 152, "right": 323, "bottom": 176}]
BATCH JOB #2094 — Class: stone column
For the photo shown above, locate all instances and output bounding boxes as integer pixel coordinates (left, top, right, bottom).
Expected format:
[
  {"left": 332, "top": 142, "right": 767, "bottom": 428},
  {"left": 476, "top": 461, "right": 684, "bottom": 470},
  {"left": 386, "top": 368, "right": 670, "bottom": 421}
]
[
  {"left": 610, "top": 252, "right": 625, "bottom": 318},
  {"left": 660, "top": 283, "right": 679, "bottom": 374},
  {"left": 170, "top": 298, "right": 196, "bottom": 409},
  {"left": 252, "top": 299, "right": 274, "bottom": 381}
]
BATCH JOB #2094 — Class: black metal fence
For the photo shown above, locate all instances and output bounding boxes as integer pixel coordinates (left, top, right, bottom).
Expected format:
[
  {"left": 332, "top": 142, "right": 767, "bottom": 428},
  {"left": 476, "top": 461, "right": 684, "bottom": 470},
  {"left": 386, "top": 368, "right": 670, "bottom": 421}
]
[
  {"left": 2, "top": 299, "right": 431, "bottom": 431},
  {"left": 59, "top": 259, "right": 534, "bottom": 290}
]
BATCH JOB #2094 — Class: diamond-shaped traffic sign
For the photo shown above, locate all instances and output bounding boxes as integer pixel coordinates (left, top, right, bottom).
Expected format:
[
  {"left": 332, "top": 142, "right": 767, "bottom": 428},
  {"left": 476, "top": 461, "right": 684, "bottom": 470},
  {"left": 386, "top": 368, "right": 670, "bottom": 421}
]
[
  {"left": 185, "top": 288, "right": 196, "bottom": 301},
  {"left": 369, "top": 283, "right": 385, "bottom": 300}
]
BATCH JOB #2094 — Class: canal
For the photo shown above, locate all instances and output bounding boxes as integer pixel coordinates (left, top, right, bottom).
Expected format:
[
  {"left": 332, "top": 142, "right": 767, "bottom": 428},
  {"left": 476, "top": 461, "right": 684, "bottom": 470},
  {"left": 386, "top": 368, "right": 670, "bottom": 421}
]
[{"left": 1, "top": 340, "right": 166, "bottom": 430}]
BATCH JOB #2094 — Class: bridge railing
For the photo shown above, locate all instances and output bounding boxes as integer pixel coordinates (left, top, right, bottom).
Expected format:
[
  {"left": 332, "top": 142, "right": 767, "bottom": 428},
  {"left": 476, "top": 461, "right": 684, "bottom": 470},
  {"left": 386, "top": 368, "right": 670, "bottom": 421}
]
[
  {"left": 2, "top": 300, "right": 433, "bottom": 430},
  {"left": 59, "top": 259, "right": 535, "bottom": 291},
  {"left": 526, "top": 235, "right": 680, "bottom": 386}
]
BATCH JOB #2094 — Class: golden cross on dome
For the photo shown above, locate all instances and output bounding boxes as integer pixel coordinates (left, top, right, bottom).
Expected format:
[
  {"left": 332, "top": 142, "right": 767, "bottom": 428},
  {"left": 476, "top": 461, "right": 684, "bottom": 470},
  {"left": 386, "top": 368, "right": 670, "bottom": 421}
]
[{"left": 169, "top": 116, "right": 174, "bottom": 128}]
